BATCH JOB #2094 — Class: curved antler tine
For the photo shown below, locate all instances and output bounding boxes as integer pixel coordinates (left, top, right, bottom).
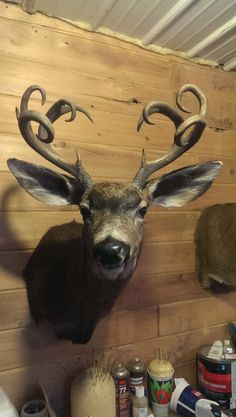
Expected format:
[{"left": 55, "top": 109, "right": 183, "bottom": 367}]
[
  {"left": 18, "top": 110, "right": 93, "bottom": 189},
  {"left": 18, "top": 110, "right": 55, "bottom": 150},
  {"left": 16, "top": 85, "right": 46, "bottom": 121},
  {"left": 45, "top": 100, "right": 93, "bottom": 124},
  {"left": 174, "top": 115, "right": 206, "bottom": 147},
  {"left": 19, "top": 85, "right": 46, "bottom": 113},
  {"left": 176, "top": 84, "right": 207, "bottom": 118},
  {"left": 38, "top": 99, "right": 93, "bottom": 141},
  {"left": 133, "top": 85, "right": 208, "bottom": 189},
  {"left": 137, "top": 101, "right": 184, "bottom": 132}
]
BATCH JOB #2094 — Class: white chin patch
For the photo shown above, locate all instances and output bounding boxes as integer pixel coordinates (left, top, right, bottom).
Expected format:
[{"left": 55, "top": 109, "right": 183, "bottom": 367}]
[{"left": 93, "top": 263, "right": 125, "bottom": 280}]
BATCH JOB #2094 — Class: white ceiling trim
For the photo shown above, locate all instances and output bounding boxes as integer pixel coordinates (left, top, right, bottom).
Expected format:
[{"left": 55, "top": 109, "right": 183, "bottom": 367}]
[
  {"left": 223, "top": 57, "right": 236, "bottom": 71},
  {"left": 141, "top": 0, "right": 195, "bottom": 45},
  {"left": 187, "top": 16, "right": 236, "bottom": 58}
]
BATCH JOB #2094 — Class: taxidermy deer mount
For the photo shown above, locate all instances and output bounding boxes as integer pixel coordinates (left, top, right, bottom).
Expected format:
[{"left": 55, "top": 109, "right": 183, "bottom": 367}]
[
  {"left": 8, "top": 84, "right": 222, "bottom": 344},
  {"left": 195, "top": 203, "right": 236, "bottom": 289}
]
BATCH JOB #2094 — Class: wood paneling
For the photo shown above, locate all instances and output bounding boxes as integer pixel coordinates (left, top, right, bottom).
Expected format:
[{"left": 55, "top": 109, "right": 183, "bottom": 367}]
[
  {"left": 0, "top": 250, "right": 30, "bottom": 289},
  {"left": 0, "top": 270, "right": 210, "bottom": 323},
  {"left": 0, "top": 55, "right": 169, "bottom": 108},
  {"left": 0, "top": 211, "right": 198, "bottom": 251},
  {"left": 116, "top": 271, "right": 210, "bottom": 310},
  {"left": 0, "top": 306, "right": 157, "bottom": 371},
  {"left": 159, "top": 293, "right": 236, "bottom": 336},
  {"left": 1, "top": 71, "right": 236, "bottom": 157},
  {"left": 0, "top": 17, "right": 170, "bottom": 89},
  {"left": 136, "top": 242, "right": 195, "bottom": 275},
  {"left": 0, "top": 2, "right": 236, "bottom": 416},
  {"left": 170, "top": 62, "right": 236, "bottom": 103}
]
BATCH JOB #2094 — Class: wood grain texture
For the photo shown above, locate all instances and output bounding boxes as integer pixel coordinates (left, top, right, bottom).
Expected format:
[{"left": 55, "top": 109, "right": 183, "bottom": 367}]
[
  {"left": 0, "top": 17, "right": 170, "bottom": 90},
  {"left": 0, "top": 306, "right": 158, "bottom": 372},
  {"left": 1, "top": 75, "right": 236, "bottom": 157},
  {"left": 0, "top": 3, "right": 236, "bottom": 416},
  {"left": 0, "top": 270, "right": 211, "bottom": 331},
  {"left": 159, "top": 293, "right": 236, "bottom": 336},
  {"left": 0, "top": 211, "right": 198, "bottom": 251}
]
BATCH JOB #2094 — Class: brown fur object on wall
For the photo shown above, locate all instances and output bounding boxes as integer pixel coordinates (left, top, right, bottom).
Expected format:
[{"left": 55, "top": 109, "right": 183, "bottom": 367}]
[{"left": 195, "top": 203, "right": 236, "bottom": 289}]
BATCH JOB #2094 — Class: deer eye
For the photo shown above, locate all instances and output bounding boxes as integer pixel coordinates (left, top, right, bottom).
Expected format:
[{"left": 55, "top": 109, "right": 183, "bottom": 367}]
[
  {"left": 138, "top": 206, "right": 147, "bottom": 218},
  {"left": 80, "top": 205, "right": 91, "bottom": 220}
]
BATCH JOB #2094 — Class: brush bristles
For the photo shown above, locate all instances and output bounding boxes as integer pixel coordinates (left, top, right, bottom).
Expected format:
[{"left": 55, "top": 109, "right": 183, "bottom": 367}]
[
  {"left": 79, "top": 350, "right": 116, "bottom": 383},
  {"left": 154, "top": 346, "right": 171, "bottom": 364}
]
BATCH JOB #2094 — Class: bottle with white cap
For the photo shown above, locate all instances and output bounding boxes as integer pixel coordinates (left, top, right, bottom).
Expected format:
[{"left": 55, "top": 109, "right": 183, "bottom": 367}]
[{"left": 132, "top": 385, "right": 148, "bottom": 417}]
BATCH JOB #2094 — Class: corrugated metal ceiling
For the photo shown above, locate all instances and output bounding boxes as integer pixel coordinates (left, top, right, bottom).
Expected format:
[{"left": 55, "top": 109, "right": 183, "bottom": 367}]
[{"left": 8, "top": 0, "right": 236, "bottom": 70}]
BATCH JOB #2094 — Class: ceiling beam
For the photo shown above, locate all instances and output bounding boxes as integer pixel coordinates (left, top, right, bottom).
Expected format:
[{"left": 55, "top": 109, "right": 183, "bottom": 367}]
[
  {"left": 223, "top": 57, "right": 236, "bottom": 71},
  {"left": 141, "top": 0, "right": 195, "bottom": 45},
  {"left": 187, "top": 16, "right": 236, "bottom": 58}
]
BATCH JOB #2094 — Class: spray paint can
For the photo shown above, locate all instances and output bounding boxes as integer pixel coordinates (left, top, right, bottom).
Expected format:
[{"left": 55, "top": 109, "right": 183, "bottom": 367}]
[
  {"left": 111, "top": 363, "right": 130, "bottom": 417},
  {"left": 128, "top": 357, "right": 146, "bottom": 395}
]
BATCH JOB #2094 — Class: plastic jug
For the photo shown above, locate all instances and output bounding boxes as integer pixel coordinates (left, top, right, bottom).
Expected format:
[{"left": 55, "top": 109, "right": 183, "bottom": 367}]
[{"left": 0, "top": 387, "right": 19, "bottom": 417}]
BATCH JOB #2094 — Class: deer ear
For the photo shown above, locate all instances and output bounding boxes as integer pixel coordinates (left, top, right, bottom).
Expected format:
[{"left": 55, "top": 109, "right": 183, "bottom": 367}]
[
  {"left": 7, "top": 159, "right": 84, "bottom": 206},
  {"left": 144, "top": 161, "right": 223, "bottom": 208}
]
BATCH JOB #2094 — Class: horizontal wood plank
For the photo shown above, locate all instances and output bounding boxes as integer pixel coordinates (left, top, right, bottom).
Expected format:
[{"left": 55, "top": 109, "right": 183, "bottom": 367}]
[
  {"left": 114, "top": 325, "right": 229, "bottom": 371},
  {"left": 116, "top": 271, "right": 209, "bottom": 311},
  {"left": 136, "top": 242, "right": 195, "bottom": 275},
  {"left": 159, "top": 293, "right": 236, "bottom": 336},
  {"left": 143, "top": 212, "right": 199, "bottom": 243},
  {"left": 0, "top": 72, "right": 236, "bottom": 159},
  {"left": 0, "top": 250, "right": 29, "bottom": 289},
  {"left": 170, "top": 64, "right": 236, "bottom": 131},
  {"left": 0, "top": 289, "right": 29, "bottom": 330},
  {"left": 0, "top": 305, "right": 157, "bottom": 371},
  {"left": 0, "top": 211, "right": 198, "bottom": 251},
  {"left": 0, "top": 270, "right": 210, "bottom": 330},
  {"left": 0, "top": 86, "right": 144, "bottom": 121},
  {"left": 0, "top": 240, "right": 194, "bottom": 291},
  {"left": 0, "top": 17, "right": 170, "bottom": 90},
  {"left": 0, "top": 56, "right": 168, "bottom": 109},
  {"left": 0, "top": 240, "right": 196, "bottom": 297},
  {"left": 0, "top": 133, "right": 199, "bottom": 179},
  {"left": 170, "top": 62, "right": 236, "bottom": 105},
  {"left": 1, "top": 173, "right": 236, "bottom": 213},
  {"left": 0, "top": 322, "right": 228, "bottom": 374},
  {"left": 0, "top": 212, "right": 81, "bottom": 251}
]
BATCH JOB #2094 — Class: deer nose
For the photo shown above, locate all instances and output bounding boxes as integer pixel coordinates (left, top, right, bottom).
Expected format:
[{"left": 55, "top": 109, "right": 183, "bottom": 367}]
[{"left": 93, "top": 238, "right": 130, "bottom": 269}]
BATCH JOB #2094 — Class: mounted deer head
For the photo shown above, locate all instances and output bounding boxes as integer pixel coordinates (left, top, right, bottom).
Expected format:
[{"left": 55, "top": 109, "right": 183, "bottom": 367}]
[{"left": 8, "top": 85, "right": 222, "bottom": 343}]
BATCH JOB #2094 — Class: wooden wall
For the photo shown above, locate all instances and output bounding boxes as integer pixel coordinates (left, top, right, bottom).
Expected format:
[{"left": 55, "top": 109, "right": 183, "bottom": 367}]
[{"left": 0, "top": 2, "right": 236, "bottom": 415}]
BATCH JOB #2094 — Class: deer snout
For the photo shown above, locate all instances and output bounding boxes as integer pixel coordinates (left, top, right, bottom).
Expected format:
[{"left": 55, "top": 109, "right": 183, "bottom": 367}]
[{"left": 93, "top": 238, "right": 130, "bottom": 270}]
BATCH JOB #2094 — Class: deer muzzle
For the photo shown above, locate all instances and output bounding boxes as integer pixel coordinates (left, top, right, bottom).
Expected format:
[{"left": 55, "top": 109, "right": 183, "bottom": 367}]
[{"left": 93, "top": 237, "right": 130, "bottom": 270}]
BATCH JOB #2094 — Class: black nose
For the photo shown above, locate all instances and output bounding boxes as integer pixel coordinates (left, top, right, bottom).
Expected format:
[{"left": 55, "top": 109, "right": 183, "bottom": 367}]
[{"left": 93, "top": 238, "right": 130, "bottom": 269}]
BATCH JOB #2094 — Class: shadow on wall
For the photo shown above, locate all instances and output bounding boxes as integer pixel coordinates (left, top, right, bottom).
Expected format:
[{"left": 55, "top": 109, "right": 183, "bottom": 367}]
[
  {"left": 0, "top": 185, "right": 113, "bottom": 416},
  {"left": 0, "top": 183, "right": 113, "bottom": 347},
  {"left": 0, "top": 184, "right": 30, "bottom": 276}
]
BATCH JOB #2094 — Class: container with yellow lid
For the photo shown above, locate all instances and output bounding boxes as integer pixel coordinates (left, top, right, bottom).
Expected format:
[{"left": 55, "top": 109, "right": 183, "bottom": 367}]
[{"left": 147, "top": 358, "right": 174, "bottom": 417}]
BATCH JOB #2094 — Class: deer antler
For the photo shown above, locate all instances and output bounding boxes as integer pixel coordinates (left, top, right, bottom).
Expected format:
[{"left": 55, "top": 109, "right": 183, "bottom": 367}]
[
  {"left": 132, "top": 84, "right": 207, "bottom": 189},
  {"left": 16, "top": 85, "right": 93, "bottom": 189}
]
